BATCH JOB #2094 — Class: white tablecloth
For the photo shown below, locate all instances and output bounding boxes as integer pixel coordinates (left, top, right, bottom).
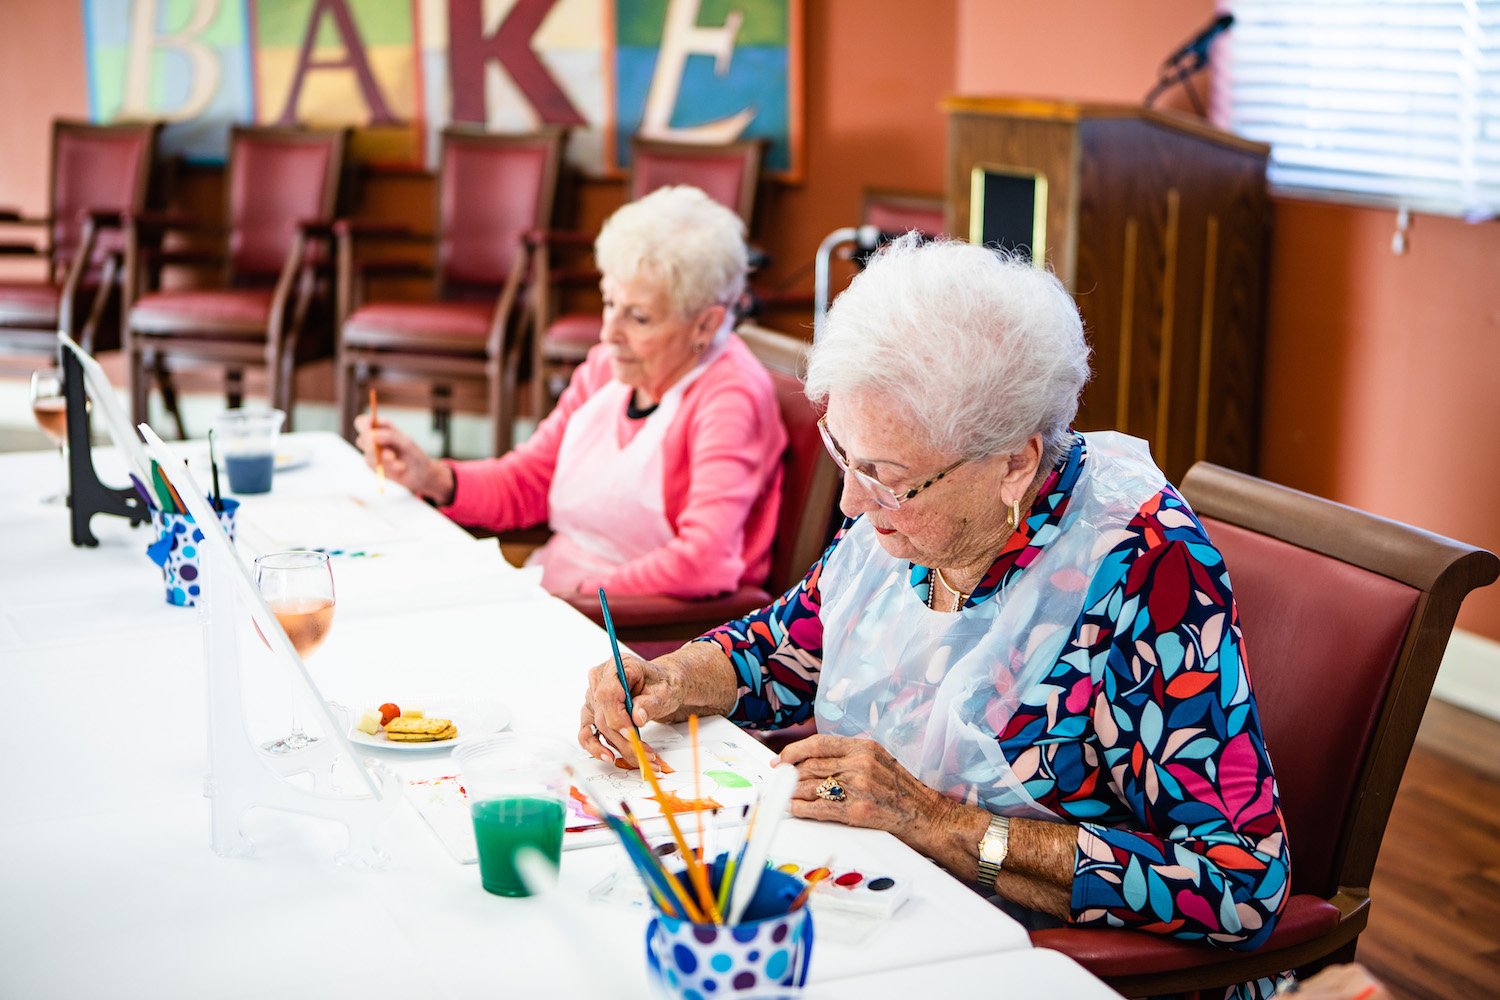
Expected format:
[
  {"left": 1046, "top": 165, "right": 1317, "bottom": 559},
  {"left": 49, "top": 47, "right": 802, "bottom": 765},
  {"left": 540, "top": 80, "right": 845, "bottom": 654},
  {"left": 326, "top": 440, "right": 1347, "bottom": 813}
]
[{"left": 0, "top": 433, "right": 1119, "bottom": 999}]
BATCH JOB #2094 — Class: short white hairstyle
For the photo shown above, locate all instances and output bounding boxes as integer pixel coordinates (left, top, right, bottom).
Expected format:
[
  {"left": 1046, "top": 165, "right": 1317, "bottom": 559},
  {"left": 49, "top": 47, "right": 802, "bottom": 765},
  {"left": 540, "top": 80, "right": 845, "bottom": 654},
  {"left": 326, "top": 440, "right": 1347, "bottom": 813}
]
[
  {"left": 594, "top": 185, "right": 749, "bottom": 319},
  {"left": 805, "top": 236, "right": 1091, "bottom": 466}
]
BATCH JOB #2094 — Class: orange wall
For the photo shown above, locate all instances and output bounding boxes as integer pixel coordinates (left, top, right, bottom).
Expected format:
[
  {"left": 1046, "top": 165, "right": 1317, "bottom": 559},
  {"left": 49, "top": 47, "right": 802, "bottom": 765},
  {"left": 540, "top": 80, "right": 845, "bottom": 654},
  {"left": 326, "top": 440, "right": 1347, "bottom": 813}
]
[
  {"left": 0, "top": 3, "right": 89, "bottom": 236},
  {"left": 0, "top": 1, "right": 955, "bottom": 312},
  {"left": 6, "top": 1, "right": 1497, "bottom": 638},
  {"left": 956, "top": 0, "right": 1500, "bottom": 640}
]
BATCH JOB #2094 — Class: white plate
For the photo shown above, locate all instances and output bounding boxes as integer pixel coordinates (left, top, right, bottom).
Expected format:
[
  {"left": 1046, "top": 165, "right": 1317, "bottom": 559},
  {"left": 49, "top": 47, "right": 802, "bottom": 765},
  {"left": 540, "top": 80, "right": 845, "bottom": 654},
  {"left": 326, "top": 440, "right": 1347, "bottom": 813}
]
[
  {"left": 348, "top": 697, "right": 511, "bottom": 753},
  {"left": 274, "top": 445, "right": 313, "bottom": 472}
]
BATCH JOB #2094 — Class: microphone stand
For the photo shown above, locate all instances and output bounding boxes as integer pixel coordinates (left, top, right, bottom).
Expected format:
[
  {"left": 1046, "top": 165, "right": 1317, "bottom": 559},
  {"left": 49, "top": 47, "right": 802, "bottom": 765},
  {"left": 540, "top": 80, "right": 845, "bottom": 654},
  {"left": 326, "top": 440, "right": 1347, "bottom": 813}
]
[{"left": 1144, "top": 51, "right": 1208, "bottom": 116}]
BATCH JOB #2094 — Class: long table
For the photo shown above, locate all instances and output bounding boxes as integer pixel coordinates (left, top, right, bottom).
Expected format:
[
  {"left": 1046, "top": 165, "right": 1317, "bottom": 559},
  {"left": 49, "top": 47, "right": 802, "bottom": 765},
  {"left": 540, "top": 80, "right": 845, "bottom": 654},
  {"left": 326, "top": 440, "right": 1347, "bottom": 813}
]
[{"left": 0, "top": 433, "right": 1120, "bottom": 999}]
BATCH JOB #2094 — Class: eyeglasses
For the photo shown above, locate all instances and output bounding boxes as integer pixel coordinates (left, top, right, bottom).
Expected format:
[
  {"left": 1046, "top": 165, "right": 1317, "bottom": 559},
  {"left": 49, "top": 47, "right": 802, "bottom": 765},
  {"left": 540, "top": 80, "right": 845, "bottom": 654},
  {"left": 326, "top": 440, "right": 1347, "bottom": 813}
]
[{"left": 817, "top": 415, "right": 968, "bottom": 510}]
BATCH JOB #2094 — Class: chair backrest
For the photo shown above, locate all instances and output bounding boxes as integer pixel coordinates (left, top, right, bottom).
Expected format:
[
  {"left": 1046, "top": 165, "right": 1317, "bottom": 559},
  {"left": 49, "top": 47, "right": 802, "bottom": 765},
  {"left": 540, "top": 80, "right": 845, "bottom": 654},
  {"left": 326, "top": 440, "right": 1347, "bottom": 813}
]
[
  {"left": 1179, "top": 463, "right": 1498, "bottom": 899},
  {"left": 630, "top": 137, "right": 764, "bottom": 228},
  {"left": 861, "top": 188, "right": 946, "bottom": 238},
  {"left": 736, "top": 323, "right": 842, "bottom": 594},
  {"left": 437, "top": 127, "right": 565, "bottom": 294},
  {"left": 50, "top": 120, "right": 160, "bottom": 269},
  {"left": 226, "top": 126, "right": 346, "bottom": 280}
]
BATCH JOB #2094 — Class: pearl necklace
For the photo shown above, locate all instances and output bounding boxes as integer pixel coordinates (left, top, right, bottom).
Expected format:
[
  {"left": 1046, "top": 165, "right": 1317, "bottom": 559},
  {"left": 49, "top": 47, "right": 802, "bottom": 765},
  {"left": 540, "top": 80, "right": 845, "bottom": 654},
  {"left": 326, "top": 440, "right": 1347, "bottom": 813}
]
[{"left": 926, "top": 567, "right": 969, "bottom": 612}]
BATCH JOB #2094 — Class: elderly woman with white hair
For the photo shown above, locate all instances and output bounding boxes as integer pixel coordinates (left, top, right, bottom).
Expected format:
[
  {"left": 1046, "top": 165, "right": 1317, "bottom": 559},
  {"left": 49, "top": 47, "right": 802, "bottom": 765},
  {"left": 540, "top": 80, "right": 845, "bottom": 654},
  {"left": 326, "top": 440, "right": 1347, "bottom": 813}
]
[
  {"left": 357, "top": 185, "right": 786, "bottom": 596},
  {"left": 580, "top": 237, "right": 1290, "bottom": 995}
]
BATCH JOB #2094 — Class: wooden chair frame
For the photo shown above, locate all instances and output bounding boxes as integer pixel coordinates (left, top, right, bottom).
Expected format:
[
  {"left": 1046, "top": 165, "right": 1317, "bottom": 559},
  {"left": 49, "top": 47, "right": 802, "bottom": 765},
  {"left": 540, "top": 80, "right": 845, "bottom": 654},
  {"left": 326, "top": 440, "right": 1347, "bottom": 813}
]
[
  {"left": 0, "top": 120, "right": 161, "bottom": 366},
  {"left": 335, "top": 127, "right": 565, "bottom": 456},
  {"left": 124, "top": 125, "right": 347, "bottom": 433}
]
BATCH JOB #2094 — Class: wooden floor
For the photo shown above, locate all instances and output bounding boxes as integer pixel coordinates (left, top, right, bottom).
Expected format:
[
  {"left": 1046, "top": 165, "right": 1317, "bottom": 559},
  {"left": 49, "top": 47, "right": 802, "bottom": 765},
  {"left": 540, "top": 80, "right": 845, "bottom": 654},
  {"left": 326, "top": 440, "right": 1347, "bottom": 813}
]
[{"left": 1358, "top": 699, "right": 1500, "bottom": 998}]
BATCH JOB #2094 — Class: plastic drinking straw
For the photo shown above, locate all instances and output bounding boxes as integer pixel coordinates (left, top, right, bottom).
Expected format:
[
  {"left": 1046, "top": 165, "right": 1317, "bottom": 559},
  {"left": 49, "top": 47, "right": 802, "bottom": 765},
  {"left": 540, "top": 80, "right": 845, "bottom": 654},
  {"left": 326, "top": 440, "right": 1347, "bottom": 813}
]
[{"left": 369, "top": 386, "right": 385, "bottom": 493}]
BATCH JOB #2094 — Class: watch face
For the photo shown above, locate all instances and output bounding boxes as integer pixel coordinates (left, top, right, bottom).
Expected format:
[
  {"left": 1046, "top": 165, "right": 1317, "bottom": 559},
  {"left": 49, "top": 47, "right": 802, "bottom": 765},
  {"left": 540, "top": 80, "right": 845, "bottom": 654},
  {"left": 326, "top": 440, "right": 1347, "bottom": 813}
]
[{"left": 980, "top": 819, "right": 1009, "bottom": 862}]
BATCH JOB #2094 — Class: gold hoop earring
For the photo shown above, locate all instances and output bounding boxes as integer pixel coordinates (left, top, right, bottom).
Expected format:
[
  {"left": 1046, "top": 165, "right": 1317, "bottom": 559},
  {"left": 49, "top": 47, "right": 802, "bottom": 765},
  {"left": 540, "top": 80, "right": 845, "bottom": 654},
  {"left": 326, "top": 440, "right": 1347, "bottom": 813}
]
[{"left": 1006, "top": 497, "right": 1021, "bottom": 530}]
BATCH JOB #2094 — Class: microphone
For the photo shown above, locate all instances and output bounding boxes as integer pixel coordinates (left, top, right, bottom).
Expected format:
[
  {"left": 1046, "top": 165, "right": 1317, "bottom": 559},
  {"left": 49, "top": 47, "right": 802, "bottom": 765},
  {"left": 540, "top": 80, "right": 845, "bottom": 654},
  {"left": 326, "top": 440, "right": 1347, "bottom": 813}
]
[{"left": 1161, "top": 13, "right": 1234, "bottom": 69}]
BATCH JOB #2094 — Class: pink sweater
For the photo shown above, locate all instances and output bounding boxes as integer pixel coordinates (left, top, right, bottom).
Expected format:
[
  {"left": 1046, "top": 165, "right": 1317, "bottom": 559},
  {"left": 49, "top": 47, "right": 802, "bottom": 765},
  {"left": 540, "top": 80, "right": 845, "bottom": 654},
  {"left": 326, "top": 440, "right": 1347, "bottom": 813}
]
[{"left": 441, "top": 335, "right": 787, "bottom": 598}]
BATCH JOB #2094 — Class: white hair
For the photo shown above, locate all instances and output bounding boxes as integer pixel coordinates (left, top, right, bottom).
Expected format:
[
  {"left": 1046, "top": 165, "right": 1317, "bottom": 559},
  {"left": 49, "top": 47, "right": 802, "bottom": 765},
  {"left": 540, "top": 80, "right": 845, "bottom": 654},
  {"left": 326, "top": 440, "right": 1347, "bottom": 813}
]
[
  {"left": 805, "top": 236, "right": 1091, "bottom": 466},
  {"left": 594, "top": 185, "right": 749, "bottom": 321}
]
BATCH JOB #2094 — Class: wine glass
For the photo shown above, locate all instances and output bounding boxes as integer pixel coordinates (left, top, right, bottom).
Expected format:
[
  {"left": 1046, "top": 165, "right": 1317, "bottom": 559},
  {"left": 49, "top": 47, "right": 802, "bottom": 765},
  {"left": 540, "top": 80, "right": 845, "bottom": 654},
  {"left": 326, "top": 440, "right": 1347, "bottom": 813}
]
[
  {"left": 30, "top": 370, "right": 67, "bottom": 505},
  {"left": 256, "top": 549, "right": 336, "bottom": 754}
]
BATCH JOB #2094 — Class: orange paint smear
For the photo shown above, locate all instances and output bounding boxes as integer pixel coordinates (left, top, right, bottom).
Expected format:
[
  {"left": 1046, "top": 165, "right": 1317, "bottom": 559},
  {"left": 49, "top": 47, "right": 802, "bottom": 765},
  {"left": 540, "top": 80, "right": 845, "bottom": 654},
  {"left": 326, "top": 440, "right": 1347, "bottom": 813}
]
[
  {"left": 612, "top": 755, "right": 675, "bottom": 774},
  {"left": 569, "top": 785, "right": 599, "bottom": 818},
  {"left": 650, "top": 788, "right": 722, "bottom": 814}
]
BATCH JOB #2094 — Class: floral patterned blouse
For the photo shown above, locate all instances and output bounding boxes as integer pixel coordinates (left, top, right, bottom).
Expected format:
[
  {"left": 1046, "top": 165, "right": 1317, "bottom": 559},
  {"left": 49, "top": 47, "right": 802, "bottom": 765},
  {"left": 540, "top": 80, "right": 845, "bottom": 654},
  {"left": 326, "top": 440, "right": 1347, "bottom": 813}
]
[{"left": 698, "top": 433, "right": 1289, "bottom": 995}]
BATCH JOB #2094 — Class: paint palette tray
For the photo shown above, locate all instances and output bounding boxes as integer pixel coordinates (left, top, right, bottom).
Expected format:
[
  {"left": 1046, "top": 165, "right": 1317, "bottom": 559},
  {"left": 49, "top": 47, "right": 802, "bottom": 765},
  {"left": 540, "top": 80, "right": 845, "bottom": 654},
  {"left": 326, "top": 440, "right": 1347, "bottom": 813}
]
[
  {"left": 588, "top": 854, "right": 911, "bottom": 927},
  {"left": 770, "top": 858, "right": 911, "bottom": 922}
]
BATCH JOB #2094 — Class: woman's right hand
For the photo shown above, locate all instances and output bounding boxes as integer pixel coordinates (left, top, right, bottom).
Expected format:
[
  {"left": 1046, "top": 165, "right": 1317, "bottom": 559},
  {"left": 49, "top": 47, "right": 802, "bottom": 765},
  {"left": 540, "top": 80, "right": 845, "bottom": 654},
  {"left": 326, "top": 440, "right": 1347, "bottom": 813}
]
[
  {"left": 577, "top": 643, "right": 739, "bottom": 766},
  {"left": 578, "top": 653, "right": 684, "bottom": 766},
  {"left": 352, "top": 412, "right": 454, "bottom": 505}
]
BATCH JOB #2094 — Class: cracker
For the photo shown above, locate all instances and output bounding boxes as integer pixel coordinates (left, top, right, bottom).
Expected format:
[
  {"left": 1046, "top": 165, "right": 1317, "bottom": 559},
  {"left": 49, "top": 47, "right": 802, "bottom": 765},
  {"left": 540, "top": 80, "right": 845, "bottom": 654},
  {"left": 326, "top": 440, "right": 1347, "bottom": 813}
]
[
  {"left": 386, "top": 716, "right": 453, "bottom": 736},
  {"left": 386, "top": 724, "right": 457, "bottom": 742}
]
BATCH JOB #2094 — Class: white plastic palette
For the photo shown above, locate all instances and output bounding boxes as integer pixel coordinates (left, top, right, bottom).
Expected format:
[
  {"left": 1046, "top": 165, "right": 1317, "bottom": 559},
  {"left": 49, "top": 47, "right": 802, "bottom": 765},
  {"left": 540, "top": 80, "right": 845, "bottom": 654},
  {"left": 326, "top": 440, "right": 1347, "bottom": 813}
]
[{"left": 588, "top": 853, "right": 912, "bottom": 944}]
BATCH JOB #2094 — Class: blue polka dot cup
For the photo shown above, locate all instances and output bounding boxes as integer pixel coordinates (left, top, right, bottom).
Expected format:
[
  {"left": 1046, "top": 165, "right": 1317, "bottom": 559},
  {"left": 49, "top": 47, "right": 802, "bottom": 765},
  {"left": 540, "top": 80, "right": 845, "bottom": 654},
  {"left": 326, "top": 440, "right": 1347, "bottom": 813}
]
[
  {"left": 645, "top": 865, "right": 814, "bottom": 1000},
  {"left": 145, "top": 498, "right": 239, "bottom": 607}
]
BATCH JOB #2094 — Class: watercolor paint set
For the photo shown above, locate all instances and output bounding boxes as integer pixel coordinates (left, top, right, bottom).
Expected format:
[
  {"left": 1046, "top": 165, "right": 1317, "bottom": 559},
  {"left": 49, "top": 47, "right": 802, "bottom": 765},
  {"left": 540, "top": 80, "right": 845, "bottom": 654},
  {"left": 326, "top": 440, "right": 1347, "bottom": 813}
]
[
  {"left": 590, "top": 852, "right": 911, "bottom": 924},
  {"left": 763, "top": 859, "right": 911, "bottom": 921}
]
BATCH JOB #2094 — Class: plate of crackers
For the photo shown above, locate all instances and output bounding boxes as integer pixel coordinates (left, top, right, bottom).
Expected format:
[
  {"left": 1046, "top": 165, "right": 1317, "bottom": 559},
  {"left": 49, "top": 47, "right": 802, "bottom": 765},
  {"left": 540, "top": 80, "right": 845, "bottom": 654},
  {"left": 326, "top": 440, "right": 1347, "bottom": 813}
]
[{"left": 348, "top": 697, "right": 510, "bottom": 752}]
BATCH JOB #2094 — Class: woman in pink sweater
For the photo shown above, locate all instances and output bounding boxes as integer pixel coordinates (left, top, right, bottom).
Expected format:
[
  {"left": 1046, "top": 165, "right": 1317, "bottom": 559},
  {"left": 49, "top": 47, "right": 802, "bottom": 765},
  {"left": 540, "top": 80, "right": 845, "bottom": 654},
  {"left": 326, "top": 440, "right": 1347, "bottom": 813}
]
[{"left": 355, "top": 186, "right": 787, "bottom": 599}]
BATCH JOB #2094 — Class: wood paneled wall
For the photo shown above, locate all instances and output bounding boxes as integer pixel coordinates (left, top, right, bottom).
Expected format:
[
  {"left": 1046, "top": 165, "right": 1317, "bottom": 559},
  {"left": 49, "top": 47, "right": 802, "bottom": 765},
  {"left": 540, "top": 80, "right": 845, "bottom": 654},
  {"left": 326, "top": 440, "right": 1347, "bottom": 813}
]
[{"left": 947, "top": 98, "right": 1271, "bottom": 483}]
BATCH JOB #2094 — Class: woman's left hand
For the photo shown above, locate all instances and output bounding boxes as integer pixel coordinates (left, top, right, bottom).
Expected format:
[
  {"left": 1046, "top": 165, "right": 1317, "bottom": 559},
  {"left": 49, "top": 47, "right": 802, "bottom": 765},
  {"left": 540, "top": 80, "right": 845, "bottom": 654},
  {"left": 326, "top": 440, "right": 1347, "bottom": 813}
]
[{"left": 776, "top": 734, "right": 955, "bottom": 839}]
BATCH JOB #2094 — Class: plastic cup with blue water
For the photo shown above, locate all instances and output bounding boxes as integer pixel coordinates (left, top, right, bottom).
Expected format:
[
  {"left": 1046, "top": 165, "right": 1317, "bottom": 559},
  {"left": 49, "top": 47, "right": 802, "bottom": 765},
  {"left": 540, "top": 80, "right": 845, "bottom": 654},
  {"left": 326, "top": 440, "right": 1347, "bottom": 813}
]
[{"left": 212, "top": 407, "right": 284, "bottom": 495}]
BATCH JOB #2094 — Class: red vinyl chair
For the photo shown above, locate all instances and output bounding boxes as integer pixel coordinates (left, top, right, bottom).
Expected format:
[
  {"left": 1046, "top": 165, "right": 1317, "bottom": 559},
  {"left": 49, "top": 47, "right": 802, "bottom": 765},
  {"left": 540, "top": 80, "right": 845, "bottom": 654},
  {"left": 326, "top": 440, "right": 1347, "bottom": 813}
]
[
  {"left": 556, "top": 322, "right": 840, "bottom": 653},
  {"left": 0, "top": 120, "right": 160, "bottom": 371},
  {"left": 860, "top": 187, "right": 946, "bottom": 238},
  {"left": 124, "top": 126, "right": 347, "bottom": 435},
  {"left": 1031, "top": 463, "right": 1498, "bottom": 997},
  {"left": 335, "top": 128, "right": 565, "bottom": 457},
  {"left": 527, "top": 136, "right": 766, "bottom": 415}
]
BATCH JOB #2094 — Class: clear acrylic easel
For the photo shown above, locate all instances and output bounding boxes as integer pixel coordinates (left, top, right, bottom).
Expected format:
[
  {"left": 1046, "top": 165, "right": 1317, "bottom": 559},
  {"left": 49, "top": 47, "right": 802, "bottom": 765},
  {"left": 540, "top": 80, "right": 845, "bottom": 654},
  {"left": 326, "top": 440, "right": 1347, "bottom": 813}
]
[{"left": 140, "top": 424, "right": 402, "bottom": 868}]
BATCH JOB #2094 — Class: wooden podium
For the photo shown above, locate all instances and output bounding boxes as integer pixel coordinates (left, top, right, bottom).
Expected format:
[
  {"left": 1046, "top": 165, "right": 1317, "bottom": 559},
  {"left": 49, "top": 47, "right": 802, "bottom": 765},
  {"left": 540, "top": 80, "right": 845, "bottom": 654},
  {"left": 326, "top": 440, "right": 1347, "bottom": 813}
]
[{"left": 944, "top": 96, "right": 1271, "bottom": 482}]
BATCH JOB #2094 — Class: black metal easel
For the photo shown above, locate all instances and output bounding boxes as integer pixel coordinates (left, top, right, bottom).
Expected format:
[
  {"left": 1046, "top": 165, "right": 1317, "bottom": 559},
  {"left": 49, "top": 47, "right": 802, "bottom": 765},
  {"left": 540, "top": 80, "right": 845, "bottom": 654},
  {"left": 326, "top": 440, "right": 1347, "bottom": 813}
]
[{"left": 61, "top": 345, "right": 149, "bottom": 546}]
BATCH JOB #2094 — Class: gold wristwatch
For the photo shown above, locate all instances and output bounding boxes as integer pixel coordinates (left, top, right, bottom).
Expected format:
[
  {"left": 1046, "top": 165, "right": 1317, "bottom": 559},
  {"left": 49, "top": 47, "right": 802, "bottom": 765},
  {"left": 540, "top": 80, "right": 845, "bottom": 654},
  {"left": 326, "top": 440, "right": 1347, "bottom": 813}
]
[{"left": 976, "top": 815, "right": 1011, "bottom": 888}]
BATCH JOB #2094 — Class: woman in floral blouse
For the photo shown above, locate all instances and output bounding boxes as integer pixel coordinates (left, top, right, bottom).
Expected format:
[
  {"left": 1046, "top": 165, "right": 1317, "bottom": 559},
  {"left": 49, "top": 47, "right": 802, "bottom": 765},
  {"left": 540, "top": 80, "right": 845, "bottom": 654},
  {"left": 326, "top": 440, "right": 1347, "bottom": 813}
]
[{"left": 579, "top": 237, "right": 1289, "bottom": 999}]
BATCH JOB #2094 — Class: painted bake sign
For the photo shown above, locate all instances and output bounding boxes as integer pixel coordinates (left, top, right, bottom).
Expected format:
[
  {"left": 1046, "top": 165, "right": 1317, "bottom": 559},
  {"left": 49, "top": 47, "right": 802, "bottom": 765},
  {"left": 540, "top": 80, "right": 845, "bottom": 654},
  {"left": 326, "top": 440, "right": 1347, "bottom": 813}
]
[{"left": 82, "top": 0, "right": 802, "bottom": 177}]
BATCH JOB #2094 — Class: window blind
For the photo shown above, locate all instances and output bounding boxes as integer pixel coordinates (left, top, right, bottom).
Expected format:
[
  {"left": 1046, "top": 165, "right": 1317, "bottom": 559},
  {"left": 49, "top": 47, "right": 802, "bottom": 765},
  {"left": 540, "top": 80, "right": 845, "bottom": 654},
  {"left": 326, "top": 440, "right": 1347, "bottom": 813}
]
[{"left": 1223, "top": 0, "right": 1500, "bottom": 219}]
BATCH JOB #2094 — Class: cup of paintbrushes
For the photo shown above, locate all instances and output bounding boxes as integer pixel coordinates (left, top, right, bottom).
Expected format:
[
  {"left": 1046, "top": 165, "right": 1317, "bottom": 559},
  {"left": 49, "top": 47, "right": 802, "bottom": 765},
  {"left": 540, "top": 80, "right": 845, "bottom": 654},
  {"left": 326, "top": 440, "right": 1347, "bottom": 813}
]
[
  {"left": 645, "top": 854, "right": 814, "bottom": 1000},
  {"left": 145, "top": 497, "right": 240, "bottom": 606}
]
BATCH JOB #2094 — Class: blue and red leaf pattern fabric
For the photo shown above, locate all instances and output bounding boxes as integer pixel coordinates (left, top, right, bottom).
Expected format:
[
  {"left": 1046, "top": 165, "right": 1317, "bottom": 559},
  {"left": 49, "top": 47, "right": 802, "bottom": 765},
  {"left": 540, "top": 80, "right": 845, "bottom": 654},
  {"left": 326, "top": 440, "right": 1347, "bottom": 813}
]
[{"left": 700, "top": 435, "right": 1289, "bottom": 1000}]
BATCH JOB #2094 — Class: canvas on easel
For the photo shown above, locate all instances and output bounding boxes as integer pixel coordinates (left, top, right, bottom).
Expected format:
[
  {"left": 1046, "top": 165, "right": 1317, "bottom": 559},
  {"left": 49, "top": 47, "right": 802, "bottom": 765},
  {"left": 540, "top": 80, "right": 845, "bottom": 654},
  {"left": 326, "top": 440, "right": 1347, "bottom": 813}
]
[{"left": 140, "top": 423, "right": 402, "bottom": 868}]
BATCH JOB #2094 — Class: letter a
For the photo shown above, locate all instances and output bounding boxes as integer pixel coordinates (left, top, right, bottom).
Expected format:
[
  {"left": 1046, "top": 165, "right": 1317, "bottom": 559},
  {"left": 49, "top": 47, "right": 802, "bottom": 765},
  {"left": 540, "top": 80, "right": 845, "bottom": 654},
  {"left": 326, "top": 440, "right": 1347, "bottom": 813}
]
[{"left": 275, "top": 0, "right": 395, "bottom": 126}]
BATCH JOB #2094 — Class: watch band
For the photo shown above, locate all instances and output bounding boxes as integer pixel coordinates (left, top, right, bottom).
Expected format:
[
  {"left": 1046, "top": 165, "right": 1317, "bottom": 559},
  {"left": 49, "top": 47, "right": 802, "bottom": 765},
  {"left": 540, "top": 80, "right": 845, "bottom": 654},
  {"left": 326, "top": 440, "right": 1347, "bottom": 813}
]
[{"left": 976, "top": 815, "right": 1011, "bottom": 888}]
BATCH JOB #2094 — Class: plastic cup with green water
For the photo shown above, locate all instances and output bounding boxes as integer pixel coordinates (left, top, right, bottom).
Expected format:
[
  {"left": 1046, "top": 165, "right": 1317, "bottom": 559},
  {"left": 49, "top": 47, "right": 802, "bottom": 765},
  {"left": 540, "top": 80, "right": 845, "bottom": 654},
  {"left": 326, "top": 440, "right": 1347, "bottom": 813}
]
[{"left": 453, "top": 732, "right": 572, "bottom": 897}]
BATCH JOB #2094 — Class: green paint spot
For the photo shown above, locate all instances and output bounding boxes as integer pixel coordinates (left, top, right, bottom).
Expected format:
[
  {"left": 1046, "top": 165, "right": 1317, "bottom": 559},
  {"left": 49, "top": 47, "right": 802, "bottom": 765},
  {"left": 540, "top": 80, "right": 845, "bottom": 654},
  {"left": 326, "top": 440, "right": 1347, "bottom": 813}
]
[{"left": 704, "top": 769, "right": 751, "bottom": 788}]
